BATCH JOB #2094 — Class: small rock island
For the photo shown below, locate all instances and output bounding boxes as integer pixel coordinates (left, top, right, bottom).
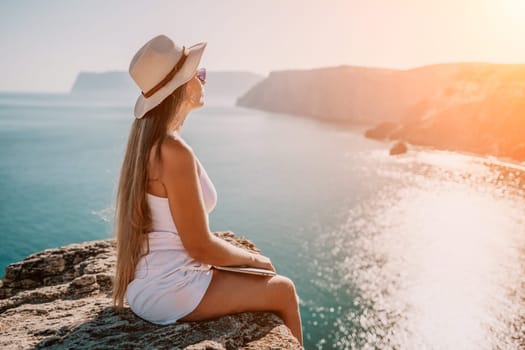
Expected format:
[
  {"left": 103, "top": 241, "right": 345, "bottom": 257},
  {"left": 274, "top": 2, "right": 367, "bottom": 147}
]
[{"left": 389, "top": 141, "right": 408, "bottom": 155}]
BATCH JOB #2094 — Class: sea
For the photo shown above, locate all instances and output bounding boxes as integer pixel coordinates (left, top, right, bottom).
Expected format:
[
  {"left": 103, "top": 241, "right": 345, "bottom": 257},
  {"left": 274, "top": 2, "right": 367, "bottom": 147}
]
[{"left": 1, "top": 91, "right": 525, "bottom": 349}]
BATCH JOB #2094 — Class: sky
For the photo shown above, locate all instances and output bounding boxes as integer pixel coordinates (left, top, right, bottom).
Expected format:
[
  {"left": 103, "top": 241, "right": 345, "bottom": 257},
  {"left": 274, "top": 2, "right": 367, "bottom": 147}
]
[{"left": 1, "top": 0, "right": 524, "bottom": 92}]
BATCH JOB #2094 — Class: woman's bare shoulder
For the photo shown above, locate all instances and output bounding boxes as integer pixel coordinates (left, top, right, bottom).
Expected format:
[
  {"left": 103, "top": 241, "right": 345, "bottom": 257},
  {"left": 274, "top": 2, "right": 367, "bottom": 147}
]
[
  {"left": 159, "top": 136, "right": 195, "bottom": 172},
  {"left": 158, "top": 136, "right": 201, "bottom": 201}
]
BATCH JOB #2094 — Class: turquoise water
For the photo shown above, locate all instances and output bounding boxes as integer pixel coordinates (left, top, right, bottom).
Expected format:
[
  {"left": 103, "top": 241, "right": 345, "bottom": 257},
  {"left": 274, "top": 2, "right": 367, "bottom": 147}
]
[{"left": 1, "top": 92, "right": 525, "bottom": 349}]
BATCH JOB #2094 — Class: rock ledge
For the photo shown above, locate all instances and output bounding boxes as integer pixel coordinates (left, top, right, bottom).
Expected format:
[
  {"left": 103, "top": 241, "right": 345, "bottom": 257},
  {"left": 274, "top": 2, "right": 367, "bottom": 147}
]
[{"left": 0, "top": 232, "right": 301, "bottom": 349}]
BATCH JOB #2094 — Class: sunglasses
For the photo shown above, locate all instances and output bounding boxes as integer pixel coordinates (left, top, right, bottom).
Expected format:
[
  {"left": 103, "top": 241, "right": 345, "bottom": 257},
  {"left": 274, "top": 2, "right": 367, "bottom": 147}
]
[{"left": 196, "top": 67, "right": 206, "bottom": 84}]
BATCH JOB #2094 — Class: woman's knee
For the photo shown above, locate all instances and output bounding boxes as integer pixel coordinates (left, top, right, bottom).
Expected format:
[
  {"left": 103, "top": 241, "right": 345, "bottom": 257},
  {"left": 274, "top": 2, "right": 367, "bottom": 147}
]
[{"left": 271, "top": 275, "right": 298, "bottom": 305}]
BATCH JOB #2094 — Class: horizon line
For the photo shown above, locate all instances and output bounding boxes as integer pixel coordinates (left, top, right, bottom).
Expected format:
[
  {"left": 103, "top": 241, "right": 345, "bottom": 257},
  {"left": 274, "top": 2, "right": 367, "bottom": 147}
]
[{"left": 3, "top": 60, "right": 525, "bottom": 94}]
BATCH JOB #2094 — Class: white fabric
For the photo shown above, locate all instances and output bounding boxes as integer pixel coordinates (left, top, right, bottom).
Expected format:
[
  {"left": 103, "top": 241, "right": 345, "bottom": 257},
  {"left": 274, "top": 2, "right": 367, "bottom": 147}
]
[{"left": 125, "top": 131, "right": 218, "bottom": 324}]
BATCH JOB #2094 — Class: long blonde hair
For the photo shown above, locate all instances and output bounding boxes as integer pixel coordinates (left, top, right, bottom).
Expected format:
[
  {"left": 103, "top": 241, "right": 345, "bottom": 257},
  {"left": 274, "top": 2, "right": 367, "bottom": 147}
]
[{"left": 112, "top": 80, "right": 188, "bottom": 309}]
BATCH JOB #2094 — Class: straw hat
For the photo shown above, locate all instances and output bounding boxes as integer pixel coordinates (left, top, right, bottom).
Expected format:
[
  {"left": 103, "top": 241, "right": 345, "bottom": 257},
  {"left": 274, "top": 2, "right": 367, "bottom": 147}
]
[{"left": 129, "top": 34, "right": 207, "bottom": 119}]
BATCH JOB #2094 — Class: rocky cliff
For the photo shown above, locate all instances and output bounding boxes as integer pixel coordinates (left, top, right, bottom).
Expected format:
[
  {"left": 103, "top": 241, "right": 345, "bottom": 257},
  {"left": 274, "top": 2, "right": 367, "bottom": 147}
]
[
  {"left": 364, "top": 63, "right": 525, "bottom": 162},
  {"left": 237, "top": 62, "right": 525, "bottom": 163},
  {"left": 0, "top": 232, "right": 301, "bottom": 349},
  {"left": 236, "top": 63, "right": 459, "bottom": 125}
]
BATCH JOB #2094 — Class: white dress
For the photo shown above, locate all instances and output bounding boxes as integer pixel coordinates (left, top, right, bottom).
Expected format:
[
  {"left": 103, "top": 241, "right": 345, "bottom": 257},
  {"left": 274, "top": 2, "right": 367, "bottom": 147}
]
[{"left": 125, "top": 131, "right": 218, "bottom": 325}]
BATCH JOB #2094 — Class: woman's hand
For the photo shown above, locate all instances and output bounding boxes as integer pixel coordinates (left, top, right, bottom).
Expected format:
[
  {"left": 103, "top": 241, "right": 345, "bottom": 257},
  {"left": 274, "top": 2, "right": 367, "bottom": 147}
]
[{"left": 248, "top": 253, "right": 276, "bottom": 272}]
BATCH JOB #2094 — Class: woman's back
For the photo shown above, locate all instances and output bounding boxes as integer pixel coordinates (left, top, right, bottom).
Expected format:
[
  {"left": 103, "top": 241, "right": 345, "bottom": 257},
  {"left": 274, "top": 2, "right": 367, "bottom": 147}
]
[
  {"left": 147, "top": 131, "right": 217, "bottom": 213},
  {"left": 124, "top": 130, "right": 218, "bottom": 325}
]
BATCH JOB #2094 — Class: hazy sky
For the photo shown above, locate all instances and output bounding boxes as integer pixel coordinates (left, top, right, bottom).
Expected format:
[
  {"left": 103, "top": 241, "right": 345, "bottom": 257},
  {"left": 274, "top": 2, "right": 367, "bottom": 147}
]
[{"left": 1, "top": 0, "right": 524, "bottom": 92}]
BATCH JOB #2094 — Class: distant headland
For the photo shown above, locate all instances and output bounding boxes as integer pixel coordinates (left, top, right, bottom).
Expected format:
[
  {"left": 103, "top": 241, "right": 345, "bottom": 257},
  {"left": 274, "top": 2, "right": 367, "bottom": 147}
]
[
  {"left": 70, "top": 70, "right": 265, "bottom": 105},
  {"left": 236, "top": 62, "right": 525, "bottom": 163}
]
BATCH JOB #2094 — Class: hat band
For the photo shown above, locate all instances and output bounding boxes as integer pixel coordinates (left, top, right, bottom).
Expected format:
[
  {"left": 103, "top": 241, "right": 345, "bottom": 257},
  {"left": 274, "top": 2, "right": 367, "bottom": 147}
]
[{"left": 141, "top": 46, "right": 188, "bottom": 98}]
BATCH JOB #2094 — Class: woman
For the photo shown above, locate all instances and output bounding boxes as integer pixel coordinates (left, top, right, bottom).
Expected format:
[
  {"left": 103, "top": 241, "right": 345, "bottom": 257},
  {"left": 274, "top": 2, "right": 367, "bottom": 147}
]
[{"left": 111, "top": 34, "right": 303, "bottom": 346}]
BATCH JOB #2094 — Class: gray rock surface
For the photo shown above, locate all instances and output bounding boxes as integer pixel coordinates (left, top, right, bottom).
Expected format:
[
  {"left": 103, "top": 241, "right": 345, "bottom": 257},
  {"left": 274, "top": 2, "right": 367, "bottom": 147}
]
[{"left": 0, "top": 232, "right": 301, "bottom": 349}]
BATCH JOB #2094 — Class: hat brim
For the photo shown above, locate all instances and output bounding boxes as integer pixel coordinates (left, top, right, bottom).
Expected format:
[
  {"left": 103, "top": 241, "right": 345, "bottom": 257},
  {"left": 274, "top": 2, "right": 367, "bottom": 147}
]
[{"left": 133, "top": 41, "right": 207, "bottom": 119}]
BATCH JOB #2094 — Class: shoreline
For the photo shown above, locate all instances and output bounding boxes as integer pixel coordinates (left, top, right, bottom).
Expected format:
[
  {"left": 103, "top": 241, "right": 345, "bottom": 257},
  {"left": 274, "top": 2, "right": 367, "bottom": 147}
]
[
  {"left": 280, "top": 113, "right": 525, "bottom": 175},
  {"left": 402, "top": 143, "right": 525, "bottom": 173},
  {"left": 330, "top": 119, "right": 525, "bottom": 174}
]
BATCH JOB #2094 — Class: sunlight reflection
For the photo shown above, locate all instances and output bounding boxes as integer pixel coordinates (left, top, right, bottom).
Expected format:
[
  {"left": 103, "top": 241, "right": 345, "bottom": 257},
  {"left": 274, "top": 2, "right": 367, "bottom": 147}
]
[
  {"left": 391, "top": 185, "right": 519, "bottom": 349},
  {"left": 311, "top": 149, "right": 525, "bottom": 349}
]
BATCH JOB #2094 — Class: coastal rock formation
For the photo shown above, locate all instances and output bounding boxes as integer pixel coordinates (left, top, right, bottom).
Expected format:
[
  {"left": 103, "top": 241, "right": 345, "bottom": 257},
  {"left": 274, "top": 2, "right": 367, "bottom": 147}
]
[
  {"left": 238, "top": 63, "right": 525, "bottom": 163},
  {"left": 70, "top": 71, "right": 138, "bottom": 96},
  {"left": 236, "top": 63, "right": 464, "bottom": 125},
  {"left": 365, "top": 64, "right": 525, "bottom": 162},
  {"left": 389, "top": 141, "right": 408, "bottom": 155},
  {"left": 364, "top": 121, "right": 400, "bottom": 140},
  {"left": 0, "top": 232, "right": 301, "bottom": 349}
]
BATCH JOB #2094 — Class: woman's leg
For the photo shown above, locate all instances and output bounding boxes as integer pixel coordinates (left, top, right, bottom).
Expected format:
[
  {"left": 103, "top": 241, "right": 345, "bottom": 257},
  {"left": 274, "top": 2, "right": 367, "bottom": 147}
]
[{"left": 178, "top": 269, "right": 303, "bottom": 346}]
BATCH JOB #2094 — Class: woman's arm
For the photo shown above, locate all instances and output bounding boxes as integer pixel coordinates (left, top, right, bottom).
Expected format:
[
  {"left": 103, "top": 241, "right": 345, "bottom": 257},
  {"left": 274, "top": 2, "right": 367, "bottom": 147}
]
[
  {"left": 160, "top": 137, "right": 257, "bottom": 267},
  {"left": 192, "top": 233, "right": 256, "bottom": 267}
]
